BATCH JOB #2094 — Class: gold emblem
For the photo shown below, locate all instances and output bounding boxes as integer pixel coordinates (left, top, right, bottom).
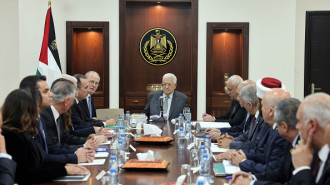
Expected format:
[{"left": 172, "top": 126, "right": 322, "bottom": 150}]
[
  {"left": 50, "top": 40, "right": 57, "bottom": 51},
  {"left": 140, "top": 28, "right": 177, "bottom": 66}
]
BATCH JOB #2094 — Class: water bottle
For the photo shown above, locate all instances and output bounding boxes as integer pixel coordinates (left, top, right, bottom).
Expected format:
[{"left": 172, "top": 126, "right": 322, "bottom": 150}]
[
  {"left": 108, "top": 155, "right": 118, "bottom": 173},
  {"left": 117, "top": 139, "right": 125, "bottom": 167},
  {"left": 199, "top": 153, "right": 210, "bottom": 180},
  {"left": 197, "top": 179, "right": 204, "bottom": 185},
  {"left": 185, "top": 120, "right": 192, "bottom": 139},
  {"left": 205, "top": 135, "right": 211, "bottom": 150},
  {"left": 119, "top": 126, "right": 125, "bottom": 135},
  {"left": 120, "top": 133, "right": 127, "bottom": 151},
  {"left": 178, "top": 113, "right": 185, "bottom": 129},
  {"left": 198, "top": 145, "right": 208, "bottom": 161},
  {"left": 178, "top": 127, "right": 186, "bottom": 149},
  {"left": 185, "top": 109, "right": 191, "bottom": 121},
  {"left": 109, "top": 168, "right": 117, "bottom": 185},
  {"left": 118, "top": 116, "right": 124, "bottom": 127},
  {"left": 124, "top": 111, "right": 131, "bottom": 129}
]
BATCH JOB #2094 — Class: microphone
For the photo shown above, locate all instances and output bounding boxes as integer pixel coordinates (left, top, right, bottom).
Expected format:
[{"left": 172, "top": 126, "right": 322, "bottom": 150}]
[{"left": 159, "top": 95, "right": 164, "bottom": 109}]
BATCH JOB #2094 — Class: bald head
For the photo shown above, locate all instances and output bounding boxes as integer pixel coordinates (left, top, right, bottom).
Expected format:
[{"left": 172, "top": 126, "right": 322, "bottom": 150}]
[
  {"left": 237, "top": 80, "right": 256, "bottom": 107},
  {"left": 261, "top": 88, "right": 291, "bottom": 125}
]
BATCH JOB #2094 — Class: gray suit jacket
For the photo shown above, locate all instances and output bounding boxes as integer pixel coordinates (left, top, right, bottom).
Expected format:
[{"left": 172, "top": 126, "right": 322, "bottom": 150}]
[{"left": 144, "top": 90, "right": 188, "bottom": 121}]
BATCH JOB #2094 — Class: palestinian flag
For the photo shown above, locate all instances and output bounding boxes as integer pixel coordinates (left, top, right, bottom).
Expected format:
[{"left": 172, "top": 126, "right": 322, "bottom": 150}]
[{"left": 36, "top": 6, "right": 62, "bottom": 86}]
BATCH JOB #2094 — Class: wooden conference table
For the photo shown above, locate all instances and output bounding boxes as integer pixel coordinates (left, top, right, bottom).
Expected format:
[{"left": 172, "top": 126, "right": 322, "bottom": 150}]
[{"left": 39, "top": 121, "right": 226, "bottom": 185}]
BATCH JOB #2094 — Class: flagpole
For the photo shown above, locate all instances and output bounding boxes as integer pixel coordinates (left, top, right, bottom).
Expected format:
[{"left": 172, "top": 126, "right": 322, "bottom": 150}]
[{"left": 48, "top": 0, "right": 51, "bottom": 7}]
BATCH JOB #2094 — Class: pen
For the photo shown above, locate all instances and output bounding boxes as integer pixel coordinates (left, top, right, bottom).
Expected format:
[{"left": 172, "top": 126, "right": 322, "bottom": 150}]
[
  {"left": 226, "top": 176, "right": 232, "bottom": 180},
  {"left": 97, "top": 165, "right": 100, "bottom": 172}
]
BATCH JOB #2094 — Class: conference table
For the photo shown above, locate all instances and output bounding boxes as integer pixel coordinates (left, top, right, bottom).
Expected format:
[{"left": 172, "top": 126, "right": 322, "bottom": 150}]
[{"left": 40, "top": 121, "right": 226, "bottom": 185}]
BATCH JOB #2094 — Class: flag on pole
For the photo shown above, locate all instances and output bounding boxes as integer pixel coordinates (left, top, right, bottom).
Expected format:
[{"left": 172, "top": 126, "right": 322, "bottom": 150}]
[{"left": 37, "top": 5, "right": 62, "bottom": 86}]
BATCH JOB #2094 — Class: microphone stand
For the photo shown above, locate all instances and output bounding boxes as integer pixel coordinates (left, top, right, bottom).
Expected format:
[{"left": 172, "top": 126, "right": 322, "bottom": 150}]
[{"left": 157, "top": 97, "right": 166, "bottom": 123}]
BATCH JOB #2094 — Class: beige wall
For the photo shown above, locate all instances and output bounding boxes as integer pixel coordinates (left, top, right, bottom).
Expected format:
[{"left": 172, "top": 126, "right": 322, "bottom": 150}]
[
  {"left": 0, "top": 0, "right": 19, "bottom": 105},
  {"left": 1, "top": 0, "right": 330, "bottom": 116}
]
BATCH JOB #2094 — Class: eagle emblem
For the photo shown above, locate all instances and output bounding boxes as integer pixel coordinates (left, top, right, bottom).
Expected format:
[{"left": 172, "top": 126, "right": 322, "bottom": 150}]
[{"left": 140, "top": 28, "right": 177, "bottom": 66}]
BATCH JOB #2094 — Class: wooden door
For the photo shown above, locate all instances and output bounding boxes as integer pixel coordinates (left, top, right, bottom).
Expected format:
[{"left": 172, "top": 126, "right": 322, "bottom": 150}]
[
  {"left": 206, "top": 23, "right": 249, "bottom": 116},
  {"left": 305, "top": 11, "right": 330, "bottom": 96},
  {"left": 119, "top": 0, "right": 198, "bottom": 120},
  {"left": 66, "top": 21, "right": 109, "bottom": 108}
]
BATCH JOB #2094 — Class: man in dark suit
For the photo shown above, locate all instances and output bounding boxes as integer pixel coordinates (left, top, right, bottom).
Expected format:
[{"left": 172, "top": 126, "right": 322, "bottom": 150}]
[
  {"left": 203, "top": 75, "right": 246, "bottom": 127},
  {"left": 144, "top": 73, "right": 188, "bottom": 121},
  {"left": 290, "top": 92, "right": 330, "bottom": 185},
  {"left": 229, "top": 98, "right": 301, "bottom": 185},
  {"left": 71, "top": 74, "right": 115, "bottom": 129},
  {"left": 40, "top": 79, "right": 98, "bottom": 152},
  {"left": 85, "top": 71, "right": 99, "bottom": 119},
  {"left": 0, "top": 113, "right": 16, "bottom": 185},
  {"left": 19, "top": 75, "right": 93, "bottom": 164},
  {"left": 229, "top": 88, "right": 291, "bottom": 173}
]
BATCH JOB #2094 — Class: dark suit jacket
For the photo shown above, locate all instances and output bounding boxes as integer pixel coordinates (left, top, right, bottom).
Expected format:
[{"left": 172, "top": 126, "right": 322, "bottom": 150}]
[
  {"left": 71, "top": 101, "right": 104, "bottom": 129},
  {"left": 239, "top": 129, "right": 291, "bottom": 174},
  {"left": 215, "top": 100, "right": 247, "bottom": 127},
  {"left": 82, "top": 96, "right": 96, "bottom": 118},
  {"left": 220, "top": 113, "right": 253, "bottom": 137},
  {"left": 2, "top": 128, "right": 67, "bottom": 184},
  {"left": 230, "top": 114, "right": 272, "bottom": 155},
  {"left": 40, "top": 107, "right": 87, "bottom": 151},
  {"left": 254, "top": 136, "right": 300, "bottom": 185},
  {"left": 291, "top": 153, "right": 330, "bottom": 185},
  {"left": 34, "top": 120, "right": 78, "bottom": 164},
  {"left": 0, "top": 157, "right": 16, "bottom": 185},
  {"left": 144, "top": 90, "right": 188, "bottom": 121}
]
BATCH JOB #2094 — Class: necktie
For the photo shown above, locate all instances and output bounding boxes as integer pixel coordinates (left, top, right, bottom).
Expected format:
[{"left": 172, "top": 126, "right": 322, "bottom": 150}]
[
  {"left": 230, "top": 103, "right": 238, "bottom": 118},
  {"left": 56, "top": 117, "right": 61, "bottom": 144},
  {"left": 248, "top": 117, "right": 256, "bottom": 141},
  {"left": 312, "top": 155, "right": 321, "bottom": 178},
  {"left": 163, "top": 96, "right": 169, "bottom": 115},
  {"left": 88, "top": 96, "right": 93, "bottom": 119},
  {"left": 38, "top": 121, "right": 48, "bottom": 154}
]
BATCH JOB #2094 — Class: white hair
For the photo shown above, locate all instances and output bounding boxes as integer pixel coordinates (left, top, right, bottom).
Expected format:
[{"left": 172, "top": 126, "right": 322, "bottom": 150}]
[
  {"left": 239, "top": 84, "right": 257, "bottom": 105},
  {"left": 162, "top": 73, "right": 177, "bottom": 84},
  {"left": 301, "top": 92, "right": 330, "bottom": 130},
  {"left": 61, "top": 74, "right": 77, "bottom": 83},
  {"left": 85, "top": 71, "right": 100, "bottom": 78},
  {"left": 227, "top": 75, "right": 243, "bottom": 88}
]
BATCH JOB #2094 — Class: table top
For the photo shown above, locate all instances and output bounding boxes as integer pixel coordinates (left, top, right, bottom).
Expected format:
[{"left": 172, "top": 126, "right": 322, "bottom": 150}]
[{"left": 38, "top": 121, "right": 226, "bottom": 185}]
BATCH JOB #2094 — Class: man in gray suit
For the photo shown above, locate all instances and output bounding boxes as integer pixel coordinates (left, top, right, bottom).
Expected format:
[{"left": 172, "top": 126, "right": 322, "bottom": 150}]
[{"left": 144, "top": 73, "right": 188, "bottom": 121}]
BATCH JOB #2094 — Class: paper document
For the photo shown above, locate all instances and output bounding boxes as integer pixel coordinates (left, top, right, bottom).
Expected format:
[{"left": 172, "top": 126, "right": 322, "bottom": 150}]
[
  {"left": 222, "top": 160, "right": 241, "bottom": 174},
  {"left": 99, "top": 141, "right": 111, "bottom": 145},
  {"left": 196, "top": 122, "right": 231, "bottom": 129},
  {"left": 79, "top": 159, "right": 106, "bottom": 166},
  {"left": 53, "top": 174, "right": 91, "bottom": 181},
  {"left": 211, "top": 143, "right": 229, "bottom": 153},
  {"left": 95, "top": 152, "right": 109, "bottom": 158}
]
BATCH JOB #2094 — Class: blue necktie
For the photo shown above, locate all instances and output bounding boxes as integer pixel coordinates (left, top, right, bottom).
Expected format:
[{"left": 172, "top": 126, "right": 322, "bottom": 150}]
[
  {"left": 88, "top": 96, "right": 93, "bottom": 119},
  {"left": 39, "top": 120, "right": 48, "bottom": 154}
]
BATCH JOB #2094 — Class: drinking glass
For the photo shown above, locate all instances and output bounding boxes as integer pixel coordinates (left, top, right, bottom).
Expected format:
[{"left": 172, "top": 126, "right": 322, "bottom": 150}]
[{"left": 181, "top": 164, "right": 192, "bottom": 185}]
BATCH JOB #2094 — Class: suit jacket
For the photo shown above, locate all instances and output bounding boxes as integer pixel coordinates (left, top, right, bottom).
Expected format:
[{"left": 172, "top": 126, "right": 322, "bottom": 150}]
[
  {"left": 291, "top": 153, "right": 330, "bottom": 185},
  {"left": 2, "top": 128, "right": 67, "bottom": 184},
  {"left": 144, "top": 90, "right": 188, "bottom": 121},
  {"left": 40, "top": 107, "right": 87, "bottom": 151},
  {"left": 215, "top": 100, "right": 247, "bottom": 127},
  {"left": 85, "top": 95, "right": 97, "bottom": 118},
  {"left": 220, "top": 113, "right": 253, "bottom": 137},
  {"left": 254, "top": 136, "right": 300, "bottom": 185},
  {"left": 0, "top": 157, "right": 16, "bottom": 185},
  {"left": 230, "top": 114, "right": 271, "bottom": 155},
  {"left": 71, "top": 101, "right": 104, "bottom": 129},
  {"left": 239, "top": 129, "right": 291, "bottom": 174}
]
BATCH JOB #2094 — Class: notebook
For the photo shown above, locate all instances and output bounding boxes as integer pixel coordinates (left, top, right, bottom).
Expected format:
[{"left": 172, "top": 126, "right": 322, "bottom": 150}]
[{"left": 213, "top": 160, "right": 241, "bottom": 176}]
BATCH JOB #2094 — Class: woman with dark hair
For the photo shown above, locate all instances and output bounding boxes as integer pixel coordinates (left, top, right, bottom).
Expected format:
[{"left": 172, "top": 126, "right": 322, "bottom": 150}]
[{"left": 1, "top": 89, "right": 89, "bottom": 184}]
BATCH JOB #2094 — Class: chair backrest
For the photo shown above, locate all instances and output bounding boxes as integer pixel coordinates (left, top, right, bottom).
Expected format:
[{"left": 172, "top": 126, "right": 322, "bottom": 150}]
[{"left": 96, "top": 108, "right": 124, "bottom": 121}]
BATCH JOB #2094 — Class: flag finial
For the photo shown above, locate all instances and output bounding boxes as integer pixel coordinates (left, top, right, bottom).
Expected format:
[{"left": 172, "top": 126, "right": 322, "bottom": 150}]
[{"left": 48, "top": 0, "right": 51, "bottom": 7}]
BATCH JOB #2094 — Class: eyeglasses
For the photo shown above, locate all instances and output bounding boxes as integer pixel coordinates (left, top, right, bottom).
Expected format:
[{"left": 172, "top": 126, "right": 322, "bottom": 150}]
[
  {"left": 89, "top": 80, "right": 100, "bottom": 86},
  {"left": 162, "top": 83, "right": 173, "bottom": 87}
]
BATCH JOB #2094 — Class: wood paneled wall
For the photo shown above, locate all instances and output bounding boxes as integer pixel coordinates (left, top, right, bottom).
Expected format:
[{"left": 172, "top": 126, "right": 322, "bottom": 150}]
[{"left": 120, "top": 0, "right": 198, "bottom": 119}]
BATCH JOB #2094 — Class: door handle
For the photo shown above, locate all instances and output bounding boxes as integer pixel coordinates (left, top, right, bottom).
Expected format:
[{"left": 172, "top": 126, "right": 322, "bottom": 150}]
[{"left": 311, "top": 83, "right": 322, "bottom": 94}]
